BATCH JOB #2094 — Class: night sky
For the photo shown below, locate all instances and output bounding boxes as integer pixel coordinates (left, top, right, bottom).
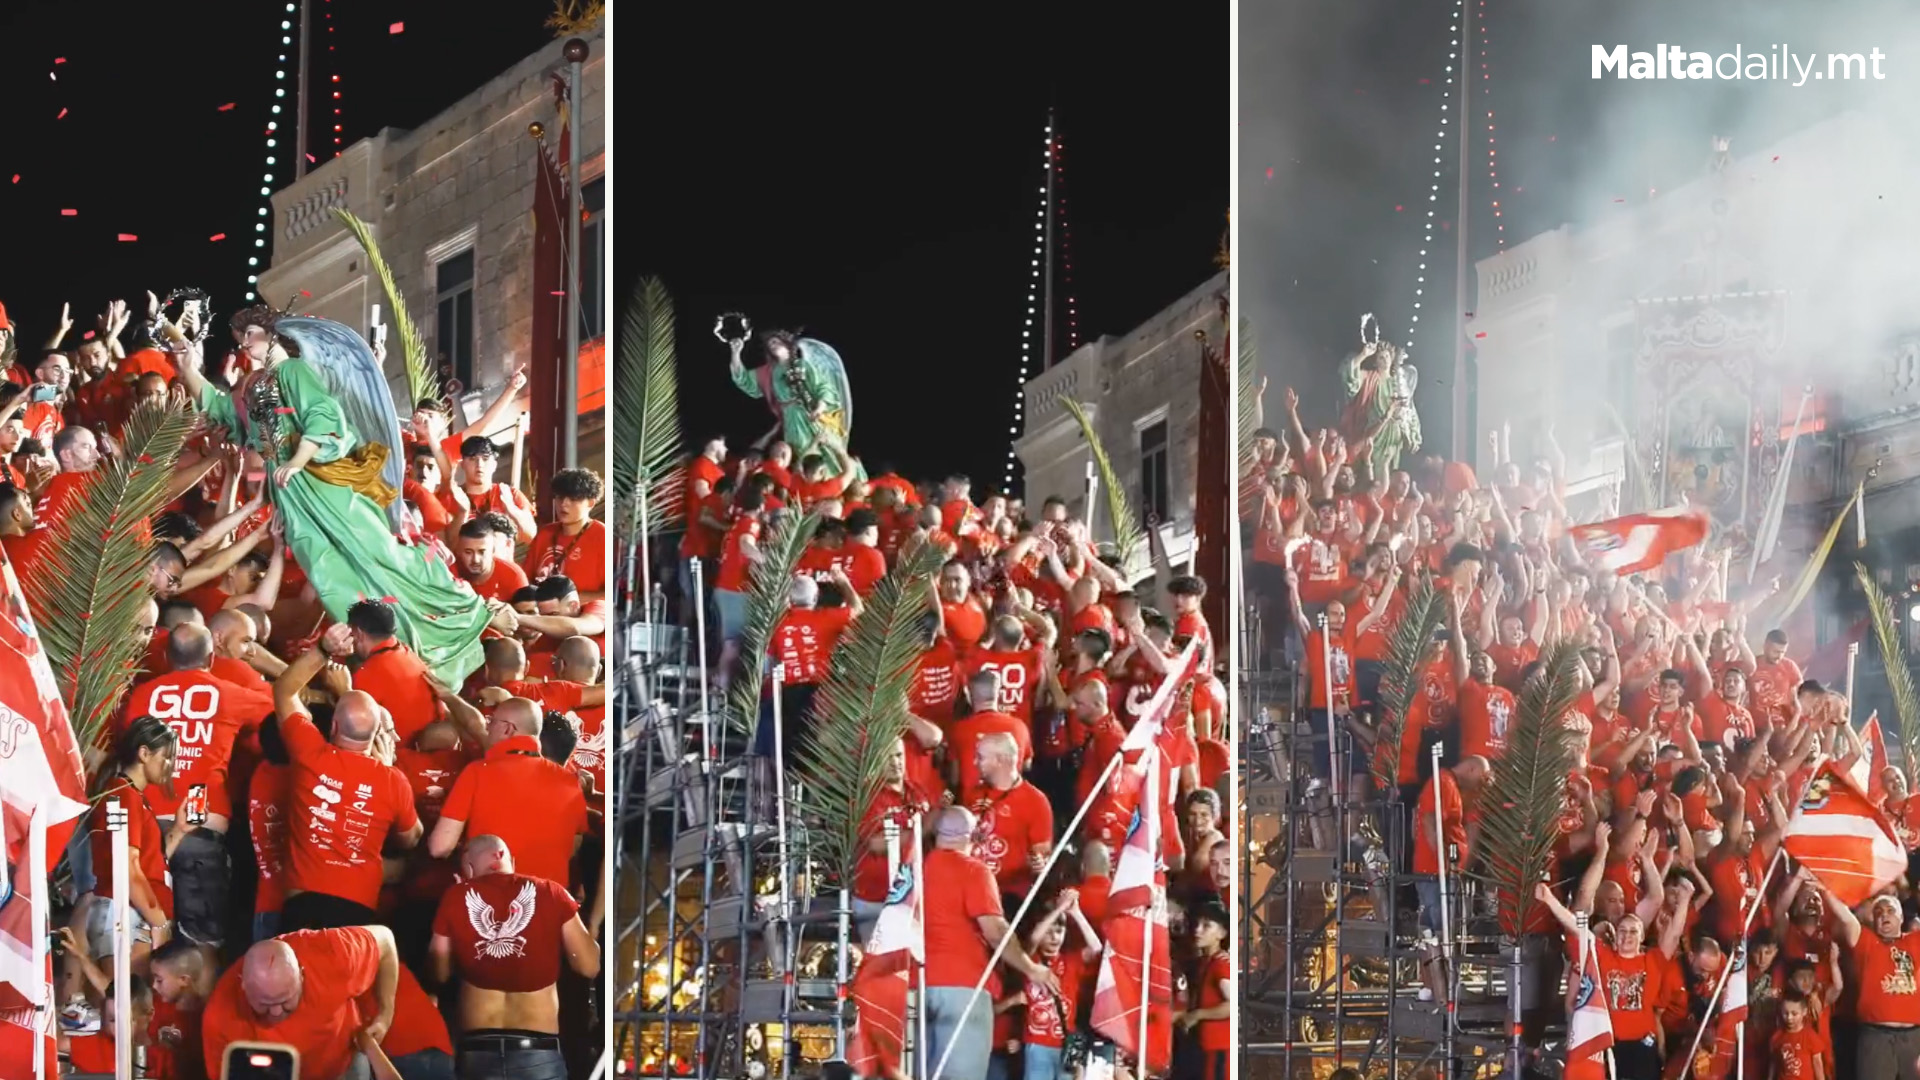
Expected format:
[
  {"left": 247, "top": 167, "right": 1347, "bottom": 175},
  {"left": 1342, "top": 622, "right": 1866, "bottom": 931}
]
[
  {"left": 0, "top": 1, "right": 553, "bottom": 362},
  {"left": 1242, "top": 0, "right": 1905, "bottom": 457},
  {"left": 623, "top": 5, "right": 1229, "bottom": 491}
]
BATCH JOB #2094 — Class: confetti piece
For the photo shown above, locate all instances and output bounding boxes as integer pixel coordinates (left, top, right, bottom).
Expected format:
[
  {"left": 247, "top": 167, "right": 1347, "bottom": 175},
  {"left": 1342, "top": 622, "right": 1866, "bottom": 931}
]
[
  {"left": 306, "top": 153, "right": 316, "bottom": 163},
  {"left": 300, "top": 290, "right": 312, "bottom": 298},
  {"left": 210, "top": 233, "right": 226, "bottom": 242},
  {"left": 1264, "top": 167, "right": 1273, "bottom": 180},
  {"left": 1548, "top": 135, "right": 1557, "bottom": 142},
  {"left": 82, "top": 331, "right": 95, "bottom": 340},
  {"left": 1419, "top": 78, "right": 1431, "bottom": 84},
  {"left": 1474, "top": 332, "right": 1488, "bottom": 339},
  {"left": 390, "top": 21, "right": 404, "bottom": 33},
  {"left": 1613, "top": 197, "right": 1625, "bottom": 203},
  {"left": 55, "top": 108, "right": 67, "bottom": 119},
  {"left": 1772, "top": 155, "right": 1780, "bottom": 162},
  {"left": 218, "top": 102, "right": 236, "bottom": 112},
  {"left": 1394, "top": 204, "right": 1404, "bottom": 211},
  {"left": 117, "top": 234, "right": 136, "bottom": 242},
  {"left": 49, "top": 72, "right": 56, "bottom": 81},
  {"left": 60, "top": 209, "right": 76, "bottom": 216}
]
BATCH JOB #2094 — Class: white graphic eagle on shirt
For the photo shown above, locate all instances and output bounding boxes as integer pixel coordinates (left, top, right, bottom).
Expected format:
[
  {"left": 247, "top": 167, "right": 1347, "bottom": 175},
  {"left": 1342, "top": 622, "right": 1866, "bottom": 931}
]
[{"left": 465, "top": 880, "right": 539, "bottom": 959}]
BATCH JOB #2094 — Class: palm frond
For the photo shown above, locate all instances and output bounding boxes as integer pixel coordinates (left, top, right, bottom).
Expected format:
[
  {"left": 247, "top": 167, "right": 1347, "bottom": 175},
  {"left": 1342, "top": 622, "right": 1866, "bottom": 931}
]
[
  {"left": 1061, "top": 398, "right": 1146, "bottom": 583},
  {"left": 28, "top": 398, "right": 198, "bottom": 761},
  {"left": 794, "top": 540, "right": 945, "bottom": 885},
  {"left": 1236, "top": 317, "right": 1258, "bottom": 468},
  {"left": 726, "top": 511, "right": 822, "bottom": 735},
  {"left": 1370, "top": 577, "right": 1450, "bottom": 793},
  {"left": 332, "top": 209, "right": 439, "bottom": 407},
  {"left": 1857, "top": 562, "right": 1920, "bottom": 789},
  {"left": 1473, "top": 641, "right": 1588, "bottom": 936},
  {"left": 611, "top": 277, "right": 685, "bottom": 535}
]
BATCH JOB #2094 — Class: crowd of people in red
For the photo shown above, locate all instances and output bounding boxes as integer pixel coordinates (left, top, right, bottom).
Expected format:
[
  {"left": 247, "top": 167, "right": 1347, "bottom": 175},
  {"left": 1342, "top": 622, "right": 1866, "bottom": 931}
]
[
  {"left": 1243, "top": 381, "right": 1920, "bottom": 1080},
  {"left": 0, "top": 296, "right": 608, "bottom": 1080},
  {"left": 674, "top": 434, "right": 1233, "bottom": 1080}
]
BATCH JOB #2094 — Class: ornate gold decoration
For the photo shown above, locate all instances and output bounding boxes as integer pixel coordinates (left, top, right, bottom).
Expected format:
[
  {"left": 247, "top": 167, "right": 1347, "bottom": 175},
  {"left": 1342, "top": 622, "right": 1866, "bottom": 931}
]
[{"left": 547, "top": 0, "right": 603, "bottom": 36}]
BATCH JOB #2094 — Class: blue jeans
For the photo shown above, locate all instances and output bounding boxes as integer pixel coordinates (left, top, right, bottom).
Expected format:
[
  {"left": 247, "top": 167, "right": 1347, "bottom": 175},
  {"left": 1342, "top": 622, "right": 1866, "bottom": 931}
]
[
  {"left": 454, "top": 1047, "right": 566, "bottom": 1080},
  {"left": 165, "top": 826, "right": 230, "bottom": 947},
  {"left": 1024, "top": 1044, "right": 1066, "bottom": 1080},
  {"left": 987, "top": 1050, "right": 1011, "bottom": 1080},
  {"left": 714, "top": 588, "right": 748, "bottom": 643},
  {"left": 923, "top": 986, "right": 993, "bottom": 1080},
  {"left": 390, "top": 1049, "right": 456, "bottom": 1080}
]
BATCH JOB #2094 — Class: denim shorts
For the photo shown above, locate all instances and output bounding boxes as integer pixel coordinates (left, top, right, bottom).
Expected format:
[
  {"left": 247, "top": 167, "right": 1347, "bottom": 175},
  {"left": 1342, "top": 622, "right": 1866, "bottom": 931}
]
[{"left": 714, "top": 588, "right": 748, "bottom": 642}]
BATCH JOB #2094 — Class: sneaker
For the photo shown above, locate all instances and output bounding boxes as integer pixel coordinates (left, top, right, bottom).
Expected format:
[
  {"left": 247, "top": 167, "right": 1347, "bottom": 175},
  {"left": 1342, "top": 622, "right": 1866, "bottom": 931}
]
[{"left": 59, "top": 998, "right": 100, "bottom": 1034}]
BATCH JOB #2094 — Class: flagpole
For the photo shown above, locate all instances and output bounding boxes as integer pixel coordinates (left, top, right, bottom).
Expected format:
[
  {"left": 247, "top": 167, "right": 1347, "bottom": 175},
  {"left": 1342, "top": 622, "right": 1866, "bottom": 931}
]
[
  {"left": 109, "top": 798, "right": 131, "bottom": 1080},
  {"left": 1137, "top": 759, "right": 1156, "bottom": 1070},
  {"left": 926, "top": 642, "right": 1199, "bottom": 1080},
  {"left": 912, "top": 813, "right": 928, "bottom": 1080},
  {"left": 30, "top": 803, "right": 46, "bottom": 1080},
  {"left": 1430, "top": 742, "right": 1457, "bottom": 1065},
  {"left": 1752, "top": 387, "right": 1811, "bottom": 582},
  {"left": 1846, "top": 642, "right": 1860, "bottom": 708},
  {"left": 770, "top": 664, "right": 795, "bottom": 1080},
  {"left": 1734, "top": 1019, "right": 1745, "bottom": 1080}
]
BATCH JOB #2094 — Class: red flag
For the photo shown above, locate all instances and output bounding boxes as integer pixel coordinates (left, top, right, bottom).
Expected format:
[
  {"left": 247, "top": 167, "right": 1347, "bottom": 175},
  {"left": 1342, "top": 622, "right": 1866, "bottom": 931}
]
[
  {"left": 848, "top": 842, "right": 922, "bottom": 1078},
  {"left": 0, "top": 547, "right": 88, "bottom": 1062},
  {"left": 1852, "top": 713, "right": 1889, "bottom": 806},
  {"left": 1564, "top": 931, "right": 1614, "bottom": 1080},
  {"left": 1090, "top": 751, "right": 1173, "bottom": 1073},
  {"left": 1783, "top": 761, "right": 1906, "bottom": 907},
  {"left": 1571, "top": 507, "right": 1710, "bottom": 576}
]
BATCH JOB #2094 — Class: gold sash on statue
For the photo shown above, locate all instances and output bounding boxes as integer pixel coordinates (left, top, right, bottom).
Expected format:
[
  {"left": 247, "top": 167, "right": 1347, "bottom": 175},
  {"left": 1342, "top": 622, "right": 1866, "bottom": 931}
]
[{"left": 306, "top": 442, "right": 399, "bottom": 508}]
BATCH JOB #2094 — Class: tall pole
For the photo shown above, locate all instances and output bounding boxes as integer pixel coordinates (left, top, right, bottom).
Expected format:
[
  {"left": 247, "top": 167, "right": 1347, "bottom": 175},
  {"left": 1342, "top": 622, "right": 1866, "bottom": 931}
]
[
  {"left": 1451, "top": 4, "right": 1472, "bottom": 464},
  {"left": 295, "top": 0, "right": 312, "bottom": 179},
  {"left": 562, "top": 38, "right": 589, "bottom": 469},
  {"left": 1043, "top": 108, "right": 1056, "bottom": 370}
]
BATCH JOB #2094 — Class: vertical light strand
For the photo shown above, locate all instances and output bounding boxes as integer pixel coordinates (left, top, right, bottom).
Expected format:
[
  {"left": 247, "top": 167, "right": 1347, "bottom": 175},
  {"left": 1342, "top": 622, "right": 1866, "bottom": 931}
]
[
  {"left": 1056, "top": 131, "right": 1080, "bottom": 352},
  {"left": 326, "top": 0, "right": 343, "bottom": 156},
  {"left": 251, "top": 2, "right": 298, "bottom": 300},
  {"left": 1006, "top": 120, "right": 1054, "bottom": 495},
  {"left": 1404, "top": 0, "right": 1463, "bottom": 362},
  {"left": 1481, "top": 0, "right": 1502, "bottom": 248}
]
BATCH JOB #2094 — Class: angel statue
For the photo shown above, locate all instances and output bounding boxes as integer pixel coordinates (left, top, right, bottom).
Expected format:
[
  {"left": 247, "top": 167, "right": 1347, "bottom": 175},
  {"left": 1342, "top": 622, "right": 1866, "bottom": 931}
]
[
  {"left": 169, "top": 304, "right": 499, "bottom": 686},
  {"left": 1339, "top": 314, "right": 1423, "bottom": 476},
  {"left": 719, "top": 315, "right": 861, "bottom": 482}
]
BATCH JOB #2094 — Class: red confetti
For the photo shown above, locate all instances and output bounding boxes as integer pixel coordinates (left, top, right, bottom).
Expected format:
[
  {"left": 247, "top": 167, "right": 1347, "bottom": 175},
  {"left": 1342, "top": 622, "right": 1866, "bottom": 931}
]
[
  {"left": 53, "top": 58, "right": 65, "bottom": 64},
  {"left": 1613, "top": 198, "right": 1626, "bottom": 203},
  {"left": 1394, "top": 204, "right": 1404, "bottom": 211},
  {"left": 1772, "top": 155, "right": 1781, "bottom": 162},
  {"left": 300, "top": 289, "right": 312, "bottom": 298},
  {"left": 1264, "top": 167, "right": 1273, "bottom": 180},
  {"left": 1474, "top": 332, "right": 1488, "bottom": 339},
  {"left": 55, "top": 108, "right": 67, "bottom": 119},
  {"left": 137, "top": 455, "right": 153, "bottom": 464},
  {"left": 116, "top": 233, "right": 136, "bottom": 242},
  {"left": 59, "top": 209, "right": 76, "bottom": 216},
  {"left": 82, "top": 331, "right": 95, "bottom": 341},
  {"left": 1418, "top": 78, "right": 1431, "bottom": 85},
  {"left": 306, "top": 153, "right": 316, "bottom": 163},
  {"left": 218, "top": 102, "right": 236, "bottom": 112},
  {"left": 390, "top": 21, "right": 404, "bottom": 33},
  {"left": 210, "top": 233, "right": 226, "bottom": 242},
  {"left": 551, "top": 290, "right": 567, "bottom": 296}
]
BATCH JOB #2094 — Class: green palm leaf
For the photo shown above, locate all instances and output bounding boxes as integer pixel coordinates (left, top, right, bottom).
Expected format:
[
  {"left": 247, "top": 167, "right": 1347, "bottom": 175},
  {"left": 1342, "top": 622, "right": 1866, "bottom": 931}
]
[
  {"left": 1857, "top": 562, "right": 1920, "bottom": 789},
  {"left": 1061, "top": 398, "right": 1146, "bottom": 583},
  {"left": 1370, "top": 577, "right": 1450, "bottom": 793},
  {"left": 28, "top": 398, "right": 198, "bottom": 761},
  {"left": 726, "top": 511, "right": 822, "bottom": 735},
  {"left": 611, "top": 277, "right": 684, "bottom": 535},
  {"left": 794, "top": 540, "right": 945, "bottom": 885},
  {"left": 1473, "top": 641, "right": 1587, "bottom": 936},
  {"left": 331, "top": 209, "right": 439, "bottom": 407}
]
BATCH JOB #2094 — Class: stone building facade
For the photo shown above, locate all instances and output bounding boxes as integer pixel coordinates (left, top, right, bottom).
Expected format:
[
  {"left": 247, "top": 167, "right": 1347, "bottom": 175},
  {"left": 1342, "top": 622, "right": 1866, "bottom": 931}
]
[
  {"left": 1016, "top": 270, "right": 1229, "bottom": 577},
  {"left": 258, "top": 31, "right": 606, "bottom": 464}
]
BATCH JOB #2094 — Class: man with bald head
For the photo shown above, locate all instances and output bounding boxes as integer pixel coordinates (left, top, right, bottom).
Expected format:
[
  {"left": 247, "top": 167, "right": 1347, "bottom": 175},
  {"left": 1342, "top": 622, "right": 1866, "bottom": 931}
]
[
  {"left": 208, "top": 607, "right": 282, "bottom": 689},
  {"left": 428, "top": 837, "right": 599, "bottom": 1075},
  {"left": 272, "top": 627, "right": 423, "bottom": 930},
  {"left": 201, "top": 923, "right": 401, "bottom": 1080},
  {"left": 428, "top": 695, "right": 588, "bottom": 888},
  {"left": 119, "top": 620, "right": 275, "bottom": 947}
]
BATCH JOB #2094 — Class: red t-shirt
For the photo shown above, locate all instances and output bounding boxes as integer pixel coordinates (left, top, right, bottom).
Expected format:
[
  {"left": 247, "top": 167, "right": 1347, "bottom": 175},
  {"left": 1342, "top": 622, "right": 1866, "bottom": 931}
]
[
  {"left": 1771, "top": 1027, "right": 1825, "bottom": 1079},
  {"left": 380, "top": 965, "right": 454, "bottom": 1058},
  {"left": 463, "top": 557, "right": 530, "bottom": 605},
  {"left": 353, "top": 643, "right": 443, "bottom": 744},
  {"left": 854, "top": 780, "right": 935, "bottom": 903},
  {"left": 440, "top": 735, "right": 589, "bottom": 888},
  {"left": 947, "top": 711, "right": 1032, "bottom": 794},
  {"left": 1197, "top": 949, "right": 1233, "bottom": 1051},
  {"left": 714, "top": 517, "right": 762, "bottom": 592},
  {"left": 1023, "top": 951, "right": 1088, "bottom": 1049},
  {"left": 910, "top": 641, "right": 960, "bottom": 724},
  {"left": 280, "top": 707, "right": 420, "bottom": 909},
  {"left": 120, "top": 669, "right": 274, "bottom": 819},
  {"left": 392, "top": 746, "right": 471, "bottom": 827},
  {"left": 942, "top": 598, "right": 988, "bottom": 657},
  {"left": 432, "top": 873, "right": 580, "bottom": 992},
  {"left": 524, "top": 519, "right": 607, "bottom": 596},
  {"left": 769, "top": 607, "right": 855, "bottom": 685},
  {"left": 921, "top": 848, "right": 1005, "bottom": 991},
  {"left": 1414, "top": 770, "right": 1466, "bottom": 875},
  {"left": 963, "top": 647, "right": 1044, "bottom": 724},
  {"left": 1596, "top": 944, "right": 1663, "bottom": 1042},
  {"left": 1852, "top": 928, "right": 1920, "bottom": 1024},
  {"left": 965, "top": 780, "right": 1054, "bottom": 894},
  {"left": 1698, "top": 693, "right": 1755, "bottom": 745},
  {"left": 201, "top": 927, "right": 381, "bottom": 1080},
  {"left": 248, "top": 761, "right": 292, "bottom": 914},
  {"left": 1457, "top": 680, "right": 1517, "bottom": 761},
  {"left": 88, "top": 777, "right": 171, "bottom": 915},
  {"left": 1304, "top": 626, "right": 1356, "bottom": 710}
]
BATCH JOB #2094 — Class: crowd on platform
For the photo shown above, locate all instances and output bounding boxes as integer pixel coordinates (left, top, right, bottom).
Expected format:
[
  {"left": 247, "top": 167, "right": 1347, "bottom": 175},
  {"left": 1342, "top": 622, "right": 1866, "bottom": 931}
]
[
  {"left": 673, "top": 425, "right": 1233, "bottom": 1080},
  {"left": 1245, "top": 377, "right": 1920, "bottom": 1080},
  {"left": 1, "top": 295, "right": 608, "bottom": 1080}
]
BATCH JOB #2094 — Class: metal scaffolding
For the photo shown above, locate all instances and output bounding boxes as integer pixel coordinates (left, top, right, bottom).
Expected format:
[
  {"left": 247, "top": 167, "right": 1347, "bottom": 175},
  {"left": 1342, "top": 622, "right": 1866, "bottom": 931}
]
[
  {"left": 1236, "top": 604, "right": 1525, "bottom": 1080},
  {"left": 613, "top": 541, "right": 857, "bottom": 1078}
]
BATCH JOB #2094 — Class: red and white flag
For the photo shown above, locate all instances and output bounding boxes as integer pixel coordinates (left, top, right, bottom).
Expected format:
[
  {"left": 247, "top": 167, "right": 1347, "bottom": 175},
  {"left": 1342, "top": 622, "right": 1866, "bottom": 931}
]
[
  {"left": 1090, "top": 750, "right": 1173, "bottom": 1073},
  {"left": 1571, "top": 507, "right": 1710, "bottom": 576},
  {"left": 0, "top": 548, "right": 89, "bottom": 1074},
  {"left": 1783, "top": 760, "right": 1907, "bottom": 907},
  {"left": 1563, "top": 930, "right": 1614, "bottom": 1080},
  {"left": 1851, "top": 713, "right": 1889, "bottom": 806},
  {"left": 1700, "top": 944, "right": 1751, "bottom": 1080},
  {"left": 847, "top": 834, "right": 923, "bottom": 1079}
]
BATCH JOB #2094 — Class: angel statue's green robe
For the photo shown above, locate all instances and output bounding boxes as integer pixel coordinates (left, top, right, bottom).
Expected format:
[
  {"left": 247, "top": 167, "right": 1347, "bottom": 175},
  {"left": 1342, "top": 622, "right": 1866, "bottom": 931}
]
[
  {"left": 731, "top": 338, "right": 861, "bottom": 481},
  {"left": 197, "top": 357, "right": 490, "bottom": 686}
]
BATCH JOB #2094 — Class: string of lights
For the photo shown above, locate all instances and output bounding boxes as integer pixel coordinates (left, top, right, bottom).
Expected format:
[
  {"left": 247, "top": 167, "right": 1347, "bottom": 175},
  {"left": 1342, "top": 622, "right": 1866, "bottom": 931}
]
[
  {"left": 247, "top": 3, "right": 300, "bottom": 302},
  {"left": 1481, "top": 0, "right": 1502, "bottom": 249},
  {"left": 326, "top": 0, "right": 343, "bottom": 157},
  {"left": 1403, "top": 0, "right": 1463, "bottom": 363},
  {"left": 1056, "top": 131, "right": 1080, "bottom": 352},
  {"left": 1004, "top": 117, "right": 1055, "bottom": 494}
]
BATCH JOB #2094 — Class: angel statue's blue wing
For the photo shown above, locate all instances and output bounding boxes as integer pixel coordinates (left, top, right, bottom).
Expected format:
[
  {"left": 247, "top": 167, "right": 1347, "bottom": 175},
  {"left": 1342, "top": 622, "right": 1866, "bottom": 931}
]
[
  {"left": 274, "top": 316, "right": 410, "bottom": 534},
  {"left": 797, "top": 337, "right": 852, "bottom": 436}
]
